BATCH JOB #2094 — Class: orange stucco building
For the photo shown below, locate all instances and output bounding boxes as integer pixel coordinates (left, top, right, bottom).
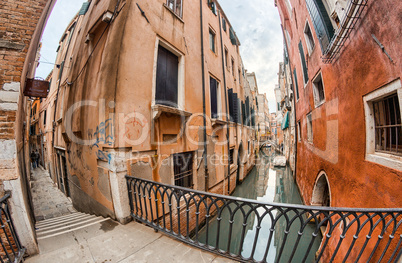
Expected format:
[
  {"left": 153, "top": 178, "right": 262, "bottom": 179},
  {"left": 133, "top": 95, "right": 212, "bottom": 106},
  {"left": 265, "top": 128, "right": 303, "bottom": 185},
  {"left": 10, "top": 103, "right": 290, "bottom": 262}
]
[{"left": 39, "top": 0, "right": 259, "bottom": 223}]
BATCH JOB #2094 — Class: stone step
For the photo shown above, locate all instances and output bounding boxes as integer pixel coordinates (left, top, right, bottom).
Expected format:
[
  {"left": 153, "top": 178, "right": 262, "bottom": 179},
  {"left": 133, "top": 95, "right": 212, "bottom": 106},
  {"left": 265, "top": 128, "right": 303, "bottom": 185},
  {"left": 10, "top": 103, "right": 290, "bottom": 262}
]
[
  {"left": 35, "top": 212, "right": 82, "bottom": 226},
  {"left": 36, "top": 213, "right": 97, "bottom": 232},
  {"left": 37, "top": 216, "right": 110, "bottom": 240}
]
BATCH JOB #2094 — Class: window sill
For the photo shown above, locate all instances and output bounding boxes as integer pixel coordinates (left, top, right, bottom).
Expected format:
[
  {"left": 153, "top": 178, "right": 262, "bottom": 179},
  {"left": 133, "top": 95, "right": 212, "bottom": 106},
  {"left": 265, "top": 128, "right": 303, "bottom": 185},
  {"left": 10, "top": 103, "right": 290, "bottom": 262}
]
[
  {"left": 152, "top": 104, "right": 191, "bottom": 120},
  {"left": 314, "top": 100, "right": 325, "bottom": 108},
  {"left": 163, "top": 4, "right": 184, "bottom": 24},
  {"left": 366, "top": 153, "right": 402, "bottom": 171},
  {"left": 211, "top": 118, "right": 226, "bottom": 126}
]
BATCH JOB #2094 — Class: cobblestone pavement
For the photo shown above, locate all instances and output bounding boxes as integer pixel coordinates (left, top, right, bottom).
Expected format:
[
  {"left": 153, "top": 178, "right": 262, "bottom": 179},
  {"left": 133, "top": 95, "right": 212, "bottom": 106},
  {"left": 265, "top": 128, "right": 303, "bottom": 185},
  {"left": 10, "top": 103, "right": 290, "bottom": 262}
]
[{"left": 31, "top": 166, "right": 76, "bottom": 221}]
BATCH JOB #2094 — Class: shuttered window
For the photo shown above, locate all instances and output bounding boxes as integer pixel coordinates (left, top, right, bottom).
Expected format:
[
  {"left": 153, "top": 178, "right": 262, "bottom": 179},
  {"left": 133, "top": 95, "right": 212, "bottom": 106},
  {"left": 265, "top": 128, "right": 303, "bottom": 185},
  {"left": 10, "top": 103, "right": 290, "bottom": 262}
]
[
  {"left": 305, "top": 0, "right": 335, "bottom": 53},
  {"left": 79, "top": 2, "right": 90, "bottom": 16},
  {"left": 156, "top": 46, "right": 179, "bottom": 107},
  {"left": 245, "top": 97, "right": 250, "bottom": 126},
  {"left": 293, "top": 68, "right": 300, "bottom": 100},
  {"left": 234, "top": 94, "right": 240, "bottom": 124},
  {"left": 298, "top": 41, "right": 309, "bottom": 84},
  {"left": 228, "top": 89, "right": 234, "bottom": 121},
  {"left": 210, "top": 77, "right": 218, "bottom": 119}
]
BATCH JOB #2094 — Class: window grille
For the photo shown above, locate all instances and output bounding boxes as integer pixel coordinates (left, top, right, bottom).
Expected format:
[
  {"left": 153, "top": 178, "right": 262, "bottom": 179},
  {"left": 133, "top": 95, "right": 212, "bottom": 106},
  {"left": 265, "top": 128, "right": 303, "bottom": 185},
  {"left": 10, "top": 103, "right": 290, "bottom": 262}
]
[
  {"left": 373, "top": 93, "right": 402, "bottom": 155},
  {"left": 173, "top": 152, "right": 193, "bottom": 188}
]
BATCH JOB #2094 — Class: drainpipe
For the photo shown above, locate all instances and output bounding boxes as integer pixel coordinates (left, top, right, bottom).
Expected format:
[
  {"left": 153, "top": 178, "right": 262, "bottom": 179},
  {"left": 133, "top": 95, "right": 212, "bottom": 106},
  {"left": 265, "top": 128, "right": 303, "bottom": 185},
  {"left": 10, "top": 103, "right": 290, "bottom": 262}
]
[
  {"left": 200, "top": 0, "right": 208, "bottom": 191},
  {"left": 218, "top": 10, "right": 231, "bottom": 195},
  {"left": 51, "top": 25, "right": 76, "bottom": 150}
]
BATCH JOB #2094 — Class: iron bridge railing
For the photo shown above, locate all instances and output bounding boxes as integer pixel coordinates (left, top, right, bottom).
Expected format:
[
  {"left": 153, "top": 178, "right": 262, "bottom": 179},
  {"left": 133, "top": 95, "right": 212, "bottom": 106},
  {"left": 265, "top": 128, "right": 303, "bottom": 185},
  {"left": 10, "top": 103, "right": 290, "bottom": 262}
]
[
  {"left": 126, "top": 176, "right": 402, "bottom": 262},
  {"left": 0, "top": 193, "right": 25, "bottom": 263}
]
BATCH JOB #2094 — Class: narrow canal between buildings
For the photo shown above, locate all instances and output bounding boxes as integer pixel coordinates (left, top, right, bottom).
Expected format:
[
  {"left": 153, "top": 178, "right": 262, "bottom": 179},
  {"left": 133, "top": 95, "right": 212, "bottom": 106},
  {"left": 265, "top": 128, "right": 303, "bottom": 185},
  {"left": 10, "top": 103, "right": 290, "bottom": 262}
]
[{"left": 198, "top": 149, "right": 322, "bottom": 262}]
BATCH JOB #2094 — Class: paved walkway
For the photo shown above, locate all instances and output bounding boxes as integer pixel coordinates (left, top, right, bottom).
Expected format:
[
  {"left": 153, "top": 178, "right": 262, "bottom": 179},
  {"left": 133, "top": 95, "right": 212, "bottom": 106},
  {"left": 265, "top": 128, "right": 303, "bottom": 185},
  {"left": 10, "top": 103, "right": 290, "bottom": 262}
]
[
  {"left": 26, "top": 219, "right": 237, "bottom": 263},
  {"left": 30, "top": 166, "right": 76, "bottom": 221},
  {"left": 28, "top": 167, "right": 237, "bottom": 263}
]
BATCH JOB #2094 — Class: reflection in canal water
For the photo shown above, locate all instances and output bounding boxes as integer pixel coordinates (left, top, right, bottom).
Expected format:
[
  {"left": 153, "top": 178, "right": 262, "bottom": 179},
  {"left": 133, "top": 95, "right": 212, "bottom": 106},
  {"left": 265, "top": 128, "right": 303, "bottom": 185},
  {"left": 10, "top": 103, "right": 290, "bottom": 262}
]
[{"left": 198, "top": 150, "right": 321, "bottom": 262}]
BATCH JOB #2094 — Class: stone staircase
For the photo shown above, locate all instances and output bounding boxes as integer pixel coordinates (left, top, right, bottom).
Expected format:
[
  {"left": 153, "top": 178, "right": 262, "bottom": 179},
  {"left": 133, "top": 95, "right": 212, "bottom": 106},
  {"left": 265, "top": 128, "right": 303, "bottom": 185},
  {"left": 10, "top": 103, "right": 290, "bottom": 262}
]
[{"left": 35, "top": 212, "right": 110, "bottom": 240}]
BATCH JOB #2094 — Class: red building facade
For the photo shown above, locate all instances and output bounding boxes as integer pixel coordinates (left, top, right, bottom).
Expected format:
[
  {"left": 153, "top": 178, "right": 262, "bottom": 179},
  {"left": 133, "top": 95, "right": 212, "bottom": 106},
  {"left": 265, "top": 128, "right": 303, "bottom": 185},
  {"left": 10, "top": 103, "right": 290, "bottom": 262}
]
[{"left": 276, "top": 0, "right": 401, "bottom": 259}]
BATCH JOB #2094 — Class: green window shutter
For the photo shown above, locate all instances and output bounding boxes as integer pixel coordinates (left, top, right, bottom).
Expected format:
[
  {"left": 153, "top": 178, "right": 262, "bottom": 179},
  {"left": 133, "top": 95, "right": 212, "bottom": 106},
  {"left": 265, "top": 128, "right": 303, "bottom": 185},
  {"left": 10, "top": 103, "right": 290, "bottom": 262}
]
[
  {"left": 298, "top": 41, "right": 309, "bottom": 84},
  {"left": 293, "top": 68, "right": 300, "bottom": 100},
  {"left": 229, "top": 27, "right": 237, "bottom": 45},
  {"left": 79, "top": 2, "right": 90, "bottom": 16},
  {"left": 305, "top": 0, "right": 334, "bottom": 52},
  {"left": 281, "top": 112, "right": 290, "bottom": 130}
]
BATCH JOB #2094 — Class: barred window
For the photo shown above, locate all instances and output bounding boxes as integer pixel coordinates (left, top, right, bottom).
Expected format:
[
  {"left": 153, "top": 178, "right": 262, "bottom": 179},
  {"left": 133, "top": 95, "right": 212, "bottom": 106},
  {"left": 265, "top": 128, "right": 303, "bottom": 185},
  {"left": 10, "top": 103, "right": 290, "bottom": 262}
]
[
  {"left": 373, "top": 93, "right": 402, "bottom": 155},
  {"left": 173, "top": 152, "right": 193, "bottom": 188}
]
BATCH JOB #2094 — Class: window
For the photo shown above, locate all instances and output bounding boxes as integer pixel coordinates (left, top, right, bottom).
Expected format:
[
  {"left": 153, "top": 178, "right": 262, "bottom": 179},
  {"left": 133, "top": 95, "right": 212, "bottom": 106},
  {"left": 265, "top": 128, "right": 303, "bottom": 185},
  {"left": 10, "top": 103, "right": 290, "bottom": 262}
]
[
  {"left": 373, "top": 94, "right": 401, "bottom": 155},
  {"left": 312, "top": 72, "right": 325, "bottom": 107},
  {"left": 231, "top": 58, "right": 235, "bottom": 77},
  {"left": 224, "top": 47, "right": 229, "bottom": 69},
  {"left": 307, "top": 113, "right": 313, "bottom": 143},
  {"left": 208, "top": 0, "right": 217, "bottom": 15},
  {"left": 222, "top": 17, "right": 227, "bottom": 32},
  {"left": 43, "top": 110, "right": 47, "bottom": 125},
  {"left": 297, "top": 121, "right": 301, "bottom": 142},
  {"left": 293, "top": 68, "right": 300, "bottom": 100},
  {"left": 166, "top": 0, "right": 183, "bottom": 18},
  {"left": 298, "top": 41, "right": 309, "bottom": 85},
  {"left": 305, "top": 0, "right": 335, "bottom": 53},
  {"left": 229, "top": 148, "right": 234, "bottom": 165},
  {"left": 209, "top": 29, "right": 216, "bottom": 53},
  {"left": 173, "top": 152, "right": 193, "bottom": 188},
  {"left": 155, "top": 45, "right": 179, "bottom": 107},
  {"left": 304, "top": 21, "right": 315, "bottom": 55},
  {"left": 210, "top": 76, "right": 219, "bottom": 119},
  {"left": 238, "top": 69, "right": 241, "bottom": 83},
  {"left": 364, "top": 79, "right": 402, "bottom": 171}
]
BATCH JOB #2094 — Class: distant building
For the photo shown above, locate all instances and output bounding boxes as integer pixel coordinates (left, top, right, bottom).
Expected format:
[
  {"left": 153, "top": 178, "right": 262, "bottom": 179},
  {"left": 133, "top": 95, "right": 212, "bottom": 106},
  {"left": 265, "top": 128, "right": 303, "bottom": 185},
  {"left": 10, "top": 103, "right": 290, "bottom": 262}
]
[
  {"left": 256, "top": 93, "right": 270, "bottom": 141},
  {"left": 276, "top": 61, "right": 296, "bottom": 171}
]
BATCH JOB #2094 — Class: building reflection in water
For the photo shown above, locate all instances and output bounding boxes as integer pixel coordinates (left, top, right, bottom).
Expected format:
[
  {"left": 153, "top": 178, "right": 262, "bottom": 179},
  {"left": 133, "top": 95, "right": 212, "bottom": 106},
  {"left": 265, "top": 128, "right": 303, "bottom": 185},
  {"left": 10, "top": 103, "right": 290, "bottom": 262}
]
[{"left": 198, "top": 150, "right": 321, "bottom": 262}]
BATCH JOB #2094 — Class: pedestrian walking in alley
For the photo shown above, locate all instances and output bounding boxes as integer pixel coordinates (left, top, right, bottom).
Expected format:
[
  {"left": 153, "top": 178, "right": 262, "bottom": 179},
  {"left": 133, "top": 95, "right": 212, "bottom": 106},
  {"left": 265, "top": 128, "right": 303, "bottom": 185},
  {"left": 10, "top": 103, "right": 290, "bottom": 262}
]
[
  {"left": 30, "top": 150, "right": 36, "bottom": 169},
  {"left": 35, "top": 149, "right": 40, "bottom": 168}
]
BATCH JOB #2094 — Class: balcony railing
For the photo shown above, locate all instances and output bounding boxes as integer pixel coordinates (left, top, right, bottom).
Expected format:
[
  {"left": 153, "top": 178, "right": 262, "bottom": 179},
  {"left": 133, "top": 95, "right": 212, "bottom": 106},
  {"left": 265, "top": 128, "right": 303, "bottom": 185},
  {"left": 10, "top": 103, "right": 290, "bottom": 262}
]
[
  {"left": 0, "top": 193, "right": 26, "bottom": 263},
  {"left": 322, "top": 0, "right": 368, "bottom": 63},
  {"left": 126, "top": 176, "right": 402, "bottom": 262}
]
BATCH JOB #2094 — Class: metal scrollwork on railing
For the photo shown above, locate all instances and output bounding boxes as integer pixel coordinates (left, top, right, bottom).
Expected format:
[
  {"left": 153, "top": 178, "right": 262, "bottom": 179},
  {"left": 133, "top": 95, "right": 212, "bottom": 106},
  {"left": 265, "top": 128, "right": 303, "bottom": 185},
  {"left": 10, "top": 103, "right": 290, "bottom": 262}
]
[
  {"left": 0, "top": 194, "right": 25, "bottom": 263},
  {"left": 126, "top": 176, "right": 402, "bottom": 262}
]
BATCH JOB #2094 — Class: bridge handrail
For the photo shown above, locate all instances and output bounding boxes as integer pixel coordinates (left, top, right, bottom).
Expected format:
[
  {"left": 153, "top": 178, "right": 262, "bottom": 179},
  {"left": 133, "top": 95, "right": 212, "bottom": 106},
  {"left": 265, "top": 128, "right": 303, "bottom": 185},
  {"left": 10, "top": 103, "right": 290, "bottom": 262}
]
[
  {"left": 126, "top": 175, "right": 402, "bottom": 262},
  {"left": 0, "top": 193, "right": 26, "bottom": 263}
]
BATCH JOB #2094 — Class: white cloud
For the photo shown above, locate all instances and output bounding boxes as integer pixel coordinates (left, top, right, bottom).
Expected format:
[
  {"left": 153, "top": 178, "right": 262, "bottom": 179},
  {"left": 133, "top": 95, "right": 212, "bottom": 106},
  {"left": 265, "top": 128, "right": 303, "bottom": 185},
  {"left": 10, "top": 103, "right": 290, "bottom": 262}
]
[{"left": 219, "top": 0, "right": 283, "bottom": 112}]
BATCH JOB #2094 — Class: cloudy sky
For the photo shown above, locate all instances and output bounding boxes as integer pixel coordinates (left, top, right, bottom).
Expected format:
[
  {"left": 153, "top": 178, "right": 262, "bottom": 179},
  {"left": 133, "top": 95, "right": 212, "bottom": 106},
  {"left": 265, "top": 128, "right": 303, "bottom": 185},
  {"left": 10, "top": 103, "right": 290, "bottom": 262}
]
[
  {"left": 35, "top": 0, "right": 86, "bottom": 79},
  {"left": 219, "top": 0, "right": 283, "bottom": 112},
  {"left": 36, "top": 0, "right": 283, "bottom": 112}
]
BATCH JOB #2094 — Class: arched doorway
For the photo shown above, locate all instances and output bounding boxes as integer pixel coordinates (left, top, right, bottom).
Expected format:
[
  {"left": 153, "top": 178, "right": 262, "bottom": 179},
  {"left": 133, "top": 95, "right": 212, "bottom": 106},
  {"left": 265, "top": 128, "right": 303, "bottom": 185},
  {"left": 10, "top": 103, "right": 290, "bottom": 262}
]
[{"left": 311, "top": 171, "right": 331, "bottom": 207}]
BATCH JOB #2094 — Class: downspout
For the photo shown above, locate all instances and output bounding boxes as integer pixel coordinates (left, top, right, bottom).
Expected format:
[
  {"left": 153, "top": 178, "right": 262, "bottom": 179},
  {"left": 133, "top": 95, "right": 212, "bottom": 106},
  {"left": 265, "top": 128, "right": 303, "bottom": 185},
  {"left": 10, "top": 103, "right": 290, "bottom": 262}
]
[
  {"left": 218, "top": 10, "right": 231, "bottom": 195},
  {"left": 51, "top": 25, "right": 76, "bottom": 150},
  {"left": 200, "top": 0, "right": 208, "bottom": 191}
]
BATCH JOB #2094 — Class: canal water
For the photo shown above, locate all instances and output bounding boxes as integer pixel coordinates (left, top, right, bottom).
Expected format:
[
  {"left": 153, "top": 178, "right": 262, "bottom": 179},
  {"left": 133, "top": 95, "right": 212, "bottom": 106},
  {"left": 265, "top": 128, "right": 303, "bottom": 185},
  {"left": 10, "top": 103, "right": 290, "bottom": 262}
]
[{"left": 198, "top": 149, "right": 321, "bottom": 262}]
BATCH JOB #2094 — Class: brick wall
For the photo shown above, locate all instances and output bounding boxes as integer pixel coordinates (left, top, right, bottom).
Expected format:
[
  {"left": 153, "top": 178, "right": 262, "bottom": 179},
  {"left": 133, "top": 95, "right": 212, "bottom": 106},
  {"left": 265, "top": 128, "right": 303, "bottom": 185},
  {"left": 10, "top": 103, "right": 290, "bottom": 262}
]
[
  {"left": 0, "top": 0, "right": 47, "bottom": 87},
  {"left": 0, "top": 0, "right": 48, "bottom": 183}
]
